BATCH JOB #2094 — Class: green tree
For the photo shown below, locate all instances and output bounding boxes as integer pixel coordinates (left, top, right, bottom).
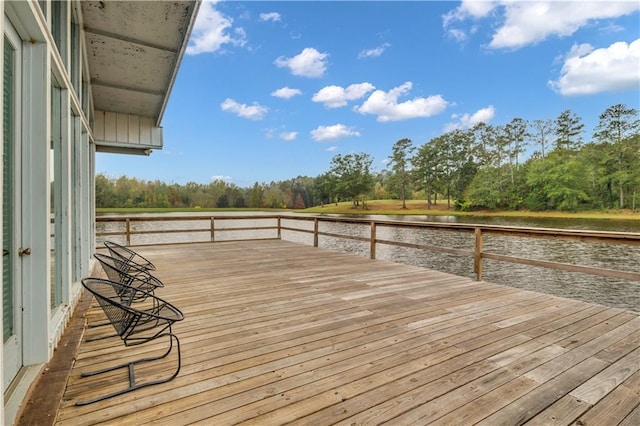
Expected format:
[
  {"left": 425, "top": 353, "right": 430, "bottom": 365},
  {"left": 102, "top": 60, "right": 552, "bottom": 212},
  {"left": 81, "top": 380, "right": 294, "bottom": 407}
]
[
  {"left": 388, "top": 138, "right": 415, "bottom": 209},
  {"left": 504, "top": 118, "right": 529, "bottom": 185},
  {"left": 95, "top": 173, "right": 115, "bottom": 207},
  {"left": 329, "top": 153, "right": 374, "bottom": 208},
  {"left": 463, "top": 166, "right": 509, "bottom": 210},
  {"left": 554, "top": 109, "right": 584, "bottom": 152},
  {"left": 503, "top": 118, "right": 529, "bottom": 208},
  {"left": 217, "top": 193, "right": 229, "bottom": 208},
  {"left": 412, "top": 141, "right": 441, "bottom": 209},
  {"left": 249, "top": 182, "right": 263, "bottom": 208},
  {"left": 263, "top": 182, "right": 286, "bottom": 208},
  {"left": 431, "top": 130, "right": 477, "bottom": 208},
  {"left": 313, "top": 172, "right": 336, "bottom": 206},
  {"left": 471, "top": 122, "right": 498, "bottom": 167},
  {"left": 530, "top": 119, "right": 554, "bottom": 159},
  {"left": 526, "top": 151, "right": 590, "bottom": 211},
  {"left": 593, "top": 104, "right": 640, "bottom": 208}
]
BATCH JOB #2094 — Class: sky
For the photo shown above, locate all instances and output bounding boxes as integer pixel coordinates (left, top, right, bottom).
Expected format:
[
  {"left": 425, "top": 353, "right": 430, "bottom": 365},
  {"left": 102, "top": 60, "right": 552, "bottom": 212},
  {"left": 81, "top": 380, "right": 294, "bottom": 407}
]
[{"left": 95, "top": 0, "right": 640, "bottom": 187}]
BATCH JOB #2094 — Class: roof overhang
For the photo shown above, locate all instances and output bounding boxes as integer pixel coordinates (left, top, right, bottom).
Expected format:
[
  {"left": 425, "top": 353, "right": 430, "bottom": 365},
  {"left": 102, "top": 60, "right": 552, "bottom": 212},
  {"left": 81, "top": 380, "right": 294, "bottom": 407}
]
[{"left": 82, "top": 0, "right": 200, "bottom": 154}]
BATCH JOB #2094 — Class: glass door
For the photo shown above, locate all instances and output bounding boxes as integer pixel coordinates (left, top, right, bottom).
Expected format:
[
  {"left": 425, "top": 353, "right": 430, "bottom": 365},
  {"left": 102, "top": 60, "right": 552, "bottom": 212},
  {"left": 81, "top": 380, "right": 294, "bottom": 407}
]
[{"left": 3, "top": 20, "right": 23, "bottom": 391}]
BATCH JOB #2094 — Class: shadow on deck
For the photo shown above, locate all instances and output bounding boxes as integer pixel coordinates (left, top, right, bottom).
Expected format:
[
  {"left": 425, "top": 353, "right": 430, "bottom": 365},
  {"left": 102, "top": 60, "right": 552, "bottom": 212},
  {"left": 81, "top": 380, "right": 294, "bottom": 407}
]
[{"left": 19, "top": 240, "right": 640, "bottom": 425}]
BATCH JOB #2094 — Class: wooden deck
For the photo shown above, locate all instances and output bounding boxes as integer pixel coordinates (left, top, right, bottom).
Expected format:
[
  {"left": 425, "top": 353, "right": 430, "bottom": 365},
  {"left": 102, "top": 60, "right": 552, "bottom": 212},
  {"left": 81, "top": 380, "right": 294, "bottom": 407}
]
[{"left": 54, "top": 240, "right": 639, "bottom": 425}]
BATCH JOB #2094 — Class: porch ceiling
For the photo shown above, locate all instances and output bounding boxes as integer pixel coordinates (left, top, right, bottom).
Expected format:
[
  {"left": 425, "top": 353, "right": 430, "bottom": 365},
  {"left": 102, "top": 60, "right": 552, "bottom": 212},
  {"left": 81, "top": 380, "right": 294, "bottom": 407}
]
[{"left": 82, "top": 0, "right": 199, "bottom": 124}]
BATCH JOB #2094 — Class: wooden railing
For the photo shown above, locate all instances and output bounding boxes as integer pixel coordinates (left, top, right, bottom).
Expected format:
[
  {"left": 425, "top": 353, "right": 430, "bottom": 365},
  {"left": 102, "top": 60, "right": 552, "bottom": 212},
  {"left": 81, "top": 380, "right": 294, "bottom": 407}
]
[{"left": 95, "top": 214, "right": 640, "bottom": 282}]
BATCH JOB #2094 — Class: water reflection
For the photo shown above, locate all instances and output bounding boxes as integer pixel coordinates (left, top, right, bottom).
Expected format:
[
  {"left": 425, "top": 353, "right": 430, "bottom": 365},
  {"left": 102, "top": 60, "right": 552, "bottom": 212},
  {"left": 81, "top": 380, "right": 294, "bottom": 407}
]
[{"left": 344, "top": 213, "right": 640, "bottom": 233}]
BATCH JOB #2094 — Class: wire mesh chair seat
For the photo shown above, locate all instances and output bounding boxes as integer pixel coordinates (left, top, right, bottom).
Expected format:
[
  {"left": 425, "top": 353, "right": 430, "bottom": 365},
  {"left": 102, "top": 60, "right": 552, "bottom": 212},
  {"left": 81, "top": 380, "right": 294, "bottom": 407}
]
[
  {"left": 94, "top": 253, "right": 164, "bottom": 300},
  {"left": 77, "top": 277, "right": 184, "bottom": 406},
  {"left": 104, "top": 240, "right": 156, "bottom": 272}
]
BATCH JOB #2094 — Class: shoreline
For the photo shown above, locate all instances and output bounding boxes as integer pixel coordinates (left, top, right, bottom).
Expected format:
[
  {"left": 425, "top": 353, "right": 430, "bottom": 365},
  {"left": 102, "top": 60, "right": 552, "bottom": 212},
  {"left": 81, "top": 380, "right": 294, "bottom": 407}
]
[{"left": 96, "top": 203, "right": 640, "bottom": 222}]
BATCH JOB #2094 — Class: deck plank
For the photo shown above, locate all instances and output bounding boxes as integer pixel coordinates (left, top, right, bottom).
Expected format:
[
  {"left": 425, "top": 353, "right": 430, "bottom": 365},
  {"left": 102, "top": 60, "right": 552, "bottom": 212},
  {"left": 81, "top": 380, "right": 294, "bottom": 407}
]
[{"left": 48, "top": 240, "right": 640, "bottom": 425}]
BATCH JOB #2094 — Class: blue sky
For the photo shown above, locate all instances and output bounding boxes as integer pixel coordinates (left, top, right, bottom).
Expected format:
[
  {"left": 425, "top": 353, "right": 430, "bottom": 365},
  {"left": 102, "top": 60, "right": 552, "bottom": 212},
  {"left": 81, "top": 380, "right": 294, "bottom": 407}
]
[{"left": 96, "top": 0, "right": 640, "bottom": 187}]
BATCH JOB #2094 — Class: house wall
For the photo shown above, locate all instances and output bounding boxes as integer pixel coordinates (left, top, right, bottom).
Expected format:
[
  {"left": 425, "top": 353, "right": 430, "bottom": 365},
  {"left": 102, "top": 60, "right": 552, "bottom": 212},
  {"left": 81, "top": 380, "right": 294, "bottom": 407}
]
[{"left": 1, "top": 1, "right": 95, "bottom": 423}]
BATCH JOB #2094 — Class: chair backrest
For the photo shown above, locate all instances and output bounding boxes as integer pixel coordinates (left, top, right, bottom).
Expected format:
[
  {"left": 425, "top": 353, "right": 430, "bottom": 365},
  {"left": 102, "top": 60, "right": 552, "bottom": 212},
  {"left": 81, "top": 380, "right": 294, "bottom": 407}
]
[
  {"left": 104, "top": 241, "right": 156, "bottom": 271},
  {"left": 94, "top": 253, "right": 163, "bottom": 299},
  {"left": 94, "top": 252, "right": 137, "bottom": 283},
  {"left": 82, "top": 278, "right": 142, "bottom": 338}
]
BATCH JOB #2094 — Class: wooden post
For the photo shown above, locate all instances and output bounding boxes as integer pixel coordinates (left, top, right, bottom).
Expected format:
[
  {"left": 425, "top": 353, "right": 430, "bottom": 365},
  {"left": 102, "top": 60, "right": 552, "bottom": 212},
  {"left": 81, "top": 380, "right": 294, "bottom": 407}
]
[
  {"left": 370, "top": 221, "right": 376, "bottom": 259},
  {"left": 125, "top": 218, "right": 131, "bottom": 246},
  {"left": 211, "top": 217, "right": 215, "bottom": 242},
  {"left": 277, "top": 217, "right": 281, "bottom": 239},
  {"left": 313, "top": 218, "right": 319, "bottom": 247},
  {"left": 474, "top": 227, "right": 482, "bottom": 281}
]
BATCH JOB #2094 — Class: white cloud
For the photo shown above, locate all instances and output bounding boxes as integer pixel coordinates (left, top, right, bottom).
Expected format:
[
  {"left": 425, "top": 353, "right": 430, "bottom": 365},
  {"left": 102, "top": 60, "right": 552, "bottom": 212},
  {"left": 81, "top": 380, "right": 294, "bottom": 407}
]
[
  {"left": 326, "top": 146, "right": 338, "bottom": 152},
  {"left": 491, "top": 2, "right": 639, "bottom": 49},
  {"left": 354, "top": 82, "right": 449, "bottom": 122},
  {"left": 220, "top": 98, "right": 268, "bottom": 120},
  {"left": 444, "top": 105, "right": 495, "bottom": 132},
  {"left": 271, "top": 87, "right": 302, "bottom": 99},
  {"left": 260, "top": 12, "right": 281, "bottom": 22},
  {"left": 187, "top": 0, "right": 247, "bottom": 55},
  {"left": 280, "top": 131, "right": 298, "bottom": 141},
  {"left": 443, "top": 0, "right": 497, "bottom": 27},
  {"left": 443, "top": 1, "right": 640, "bottom": 50},
  {"left": 274, "top": 48, "right": 329, "bottom": 78},
  {"left": 549, "top": 38, "right": 640, "bottom": 96},
  {"left": 211, "top": 175, "right": 232, "bottom": 182},
  {"left": 443, "top": 0, "right": 499, "bottom": 41},
  {"left": 310, "top": 124, "right": 361, "bottom": 141},
  {"left": 312, "top": 83, "right": 375, "bottom": 108},
  {"left": 358, "top": 43, "right": 391, "bottom": 59}
]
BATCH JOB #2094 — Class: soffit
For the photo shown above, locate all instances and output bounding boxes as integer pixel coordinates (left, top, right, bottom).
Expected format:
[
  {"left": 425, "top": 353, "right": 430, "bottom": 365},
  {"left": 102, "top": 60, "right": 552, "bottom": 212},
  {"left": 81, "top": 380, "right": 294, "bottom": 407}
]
[{"left": 82, "top": 0, "right": 199, "bottom": 123}]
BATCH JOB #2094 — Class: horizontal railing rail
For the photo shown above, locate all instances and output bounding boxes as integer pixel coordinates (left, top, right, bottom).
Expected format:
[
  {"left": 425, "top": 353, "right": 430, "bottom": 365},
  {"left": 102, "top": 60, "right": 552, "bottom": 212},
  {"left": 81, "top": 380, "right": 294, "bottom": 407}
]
[{"left": 95, "top": 214, "right": 640, "bottom": 282}]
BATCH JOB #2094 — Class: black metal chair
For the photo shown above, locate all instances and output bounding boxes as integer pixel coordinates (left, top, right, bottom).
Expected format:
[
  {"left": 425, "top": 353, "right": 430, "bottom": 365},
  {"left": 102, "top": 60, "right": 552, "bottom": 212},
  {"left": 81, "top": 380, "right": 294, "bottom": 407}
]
[
  {"left": 88, "top": 253, "right": 166, "bottom": 340},
  {"left": 94, "top": 253, "right": 164, "bottom": 299},
  {"left": 77, "top": 277, "right": 184, "bottom": 406},
  {"left": 104, "top": 240, "right": 157, "bottom": 272}
]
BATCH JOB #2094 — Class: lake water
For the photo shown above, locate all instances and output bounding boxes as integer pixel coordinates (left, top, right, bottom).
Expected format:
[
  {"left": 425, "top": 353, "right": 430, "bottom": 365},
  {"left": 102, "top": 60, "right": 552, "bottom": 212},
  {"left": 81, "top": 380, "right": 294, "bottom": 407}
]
[{"left": 96, "top": 212, "right": 640, "bottom": 312}]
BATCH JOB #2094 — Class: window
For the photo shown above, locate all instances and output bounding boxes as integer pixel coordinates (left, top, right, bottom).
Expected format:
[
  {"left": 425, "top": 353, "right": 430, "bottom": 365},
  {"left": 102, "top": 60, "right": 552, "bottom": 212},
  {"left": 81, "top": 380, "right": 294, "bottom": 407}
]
[
  {"left": 50, "top": 75, "right": 64, "bottom": 310},
  {"left": 71, "top": 114, "right": 85, "bottom": 282},
  {"left": 52, "top": 0, "right": 68, "bottom": 66},
  {"left": 3, "top": 36, "right": 15, "bottom": 341},
  {"left": 70, "top": 21, "right": 80, "bottom": 95}
]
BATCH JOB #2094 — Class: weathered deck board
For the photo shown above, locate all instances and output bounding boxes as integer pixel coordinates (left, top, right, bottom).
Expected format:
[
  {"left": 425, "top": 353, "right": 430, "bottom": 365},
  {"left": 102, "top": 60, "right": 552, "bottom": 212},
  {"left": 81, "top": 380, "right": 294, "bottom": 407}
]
[{"left": 53, "top": 240, "right": 639, "bottom": 425}]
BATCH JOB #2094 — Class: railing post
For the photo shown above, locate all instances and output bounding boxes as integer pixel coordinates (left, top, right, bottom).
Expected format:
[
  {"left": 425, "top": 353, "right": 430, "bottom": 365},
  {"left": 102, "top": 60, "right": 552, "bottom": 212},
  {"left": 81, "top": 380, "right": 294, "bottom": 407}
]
[
  {"left": 277, "top": 216, "right": 281, "bottom": 240},
  {"left": 474, "top": 227, "right": 482, "bottom": 281},
  {"left": 125, "top": 218, "right": 131, "bottom": 246},
  {"left": 211, "top": 217, "right": 215, "bottom": 242},
  {"left": 370, "top": 221, "right": 376, "bottom": 259},
  {"left": 313, "top": 218, "right": 319, "bottom": 247}
]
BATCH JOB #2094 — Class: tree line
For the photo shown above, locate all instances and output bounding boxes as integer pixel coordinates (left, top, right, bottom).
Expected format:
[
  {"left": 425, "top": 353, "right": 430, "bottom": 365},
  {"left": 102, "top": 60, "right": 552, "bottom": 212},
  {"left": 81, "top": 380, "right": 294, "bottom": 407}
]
[{"left": 96, "top": 103, "right": 640, "bottom": 212}]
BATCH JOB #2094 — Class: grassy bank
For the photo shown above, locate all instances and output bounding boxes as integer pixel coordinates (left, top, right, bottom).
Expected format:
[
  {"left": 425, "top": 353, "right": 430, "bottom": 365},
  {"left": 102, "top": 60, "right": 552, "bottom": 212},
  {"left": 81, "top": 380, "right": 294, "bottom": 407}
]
[
  {"left": 299, "top": 200, "right": 640, "bottom": 221},
  {"left": 96, "top": 207, "right": 288, "bottom": 214},
  {"left": 96, "top": 202, "right": 639, "bottom": 221}
]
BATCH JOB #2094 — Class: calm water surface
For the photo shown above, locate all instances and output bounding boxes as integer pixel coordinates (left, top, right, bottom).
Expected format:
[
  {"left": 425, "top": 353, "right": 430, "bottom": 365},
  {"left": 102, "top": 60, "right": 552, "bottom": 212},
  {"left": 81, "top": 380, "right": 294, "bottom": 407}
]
[{"left": 96, "top": 212, "right": 640, "bottom": 312}]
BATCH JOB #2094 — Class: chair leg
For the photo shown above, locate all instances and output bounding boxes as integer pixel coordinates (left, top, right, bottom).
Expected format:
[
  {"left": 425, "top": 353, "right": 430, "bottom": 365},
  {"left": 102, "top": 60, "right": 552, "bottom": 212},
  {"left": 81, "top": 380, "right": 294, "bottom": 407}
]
[{"left": 75, "top": 333, "right": 181, "bottom": 406}]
